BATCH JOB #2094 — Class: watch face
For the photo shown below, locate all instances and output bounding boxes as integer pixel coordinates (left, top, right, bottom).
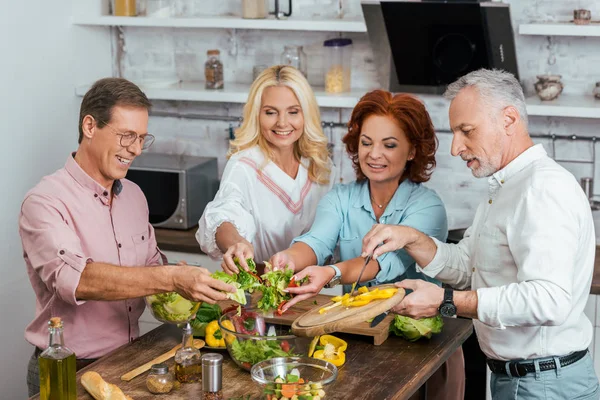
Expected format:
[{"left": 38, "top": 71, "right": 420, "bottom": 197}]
[{"left": 440, "top": 303, "right": 457, "bottom": 317}]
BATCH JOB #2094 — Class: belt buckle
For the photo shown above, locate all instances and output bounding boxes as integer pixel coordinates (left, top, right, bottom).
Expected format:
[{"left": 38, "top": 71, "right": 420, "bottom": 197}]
[{"left": 509, "top": 362, "right": 528, "bottom": 377}]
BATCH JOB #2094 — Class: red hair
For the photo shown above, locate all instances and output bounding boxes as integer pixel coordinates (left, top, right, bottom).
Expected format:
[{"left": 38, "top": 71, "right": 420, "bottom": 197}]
[{"left": 342, "top": 90, "right": 438, "bottom": 183}]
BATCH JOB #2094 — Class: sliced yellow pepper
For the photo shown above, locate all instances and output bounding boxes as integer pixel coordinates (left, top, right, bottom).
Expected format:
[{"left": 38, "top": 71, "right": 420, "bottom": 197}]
[
  {"left": 358, "top": 286, "right": 369, "bottom": 294},
  {"left": 349, "top": 300, "right": 370, "bottom": 307},
  {"left": 220, "top": 319, "right": 236, "bottom": 345},
  {"left": 312, "top": 335, "right": 348, "bottom": 366},
  {"left": 205, "top": 320, "right": 226, "bottom": 347}
]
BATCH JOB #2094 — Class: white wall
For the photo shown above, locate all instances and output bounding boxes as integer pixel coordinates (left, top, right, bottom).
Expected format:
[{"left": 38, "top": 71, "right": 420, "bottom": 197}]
[{"left": 0, "top": 2, "right": 80, "bottom": 398}]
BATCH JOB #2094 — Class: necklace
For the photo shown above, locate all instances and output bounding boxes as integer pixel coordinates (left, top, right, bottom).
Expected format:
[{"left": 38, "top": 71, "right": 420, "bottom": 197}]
[{"left": 370, "top": 195, "right": 391, "bottom": 209}]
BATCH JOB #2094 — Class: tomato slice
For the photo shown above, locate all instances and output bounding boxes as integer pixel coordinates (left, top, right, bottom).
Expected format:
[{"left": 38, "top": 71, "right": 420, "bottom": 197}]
[
  {"left": 288, "top": 276, "right": 298, "bottom": 288},
  {"left": 276, "top": 300, "right": 288, "bottom": 316},
  {"left": 280, "top": 340, "right": 290, "bottom": 352}
]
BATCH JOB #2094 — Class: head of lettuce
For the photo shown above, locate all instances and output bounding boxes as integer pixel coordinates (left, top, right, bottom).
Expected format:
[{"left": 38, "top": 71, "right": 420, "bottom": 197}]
[
  {"left": 390, "top": 315, "right": 444, "bottom": 342},
  {"left": 145, "top": 292, "right": 200, "bottom": 323}
]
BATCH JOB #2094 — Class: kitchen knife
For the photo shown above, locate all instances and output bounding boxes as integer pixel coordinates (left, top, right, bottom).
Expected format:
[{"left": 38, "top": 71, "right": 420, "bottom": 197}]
[
  {"left": 350, "top": 253, "right": 372, "bottom": 296},
  {"left": 370, "top": 288, "right": 412, "bottom": 328},
  {"left": 370, "top": 310, "right": 389, "bottom": 328}
]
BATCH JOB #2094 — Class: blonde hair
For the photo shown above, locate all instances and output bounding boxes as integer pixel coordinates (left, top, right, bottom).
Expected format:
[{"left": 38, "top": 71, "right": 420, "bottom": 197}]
[{"left": 228, "top": 65, "right": 331, "bottom": 185}]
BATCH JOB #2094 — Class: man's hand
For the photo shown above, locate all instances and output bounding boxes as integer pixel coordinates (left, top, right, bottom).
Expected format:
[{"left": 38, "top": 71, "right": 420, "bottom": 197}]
[
  {"left": 172, "top": 265, "right": 236, "bottom": 304},
  {"left": 391, "top": 279, "right": 444, "bottom": 319},
  {"left": 362, "top": 224, "right": 416, "bottom": 260},
  {"left": 221, "top": 241, "right": 254, "bottom": 274},
  {"left": 268, "top": 251, "right": 296, "bottom": 272},
  {"left": 280, "top": 266, "right": 335, "bottom": 312}
]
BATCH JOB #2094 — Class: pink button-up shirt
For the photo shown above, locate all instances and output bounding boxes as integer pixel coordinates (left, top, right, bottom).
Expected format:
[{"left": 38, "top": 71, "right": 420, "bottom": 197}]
[{"left": 20, "top": 154, "right": 165, "bottom": 359}]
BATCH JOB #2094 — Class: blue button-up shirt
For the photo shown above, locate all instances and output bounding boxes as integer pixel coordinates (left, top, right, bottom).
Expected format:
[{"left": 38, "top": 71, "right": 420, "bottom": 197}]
[{"left": 293, "top": 179, "right": 448, "bottom": 287}]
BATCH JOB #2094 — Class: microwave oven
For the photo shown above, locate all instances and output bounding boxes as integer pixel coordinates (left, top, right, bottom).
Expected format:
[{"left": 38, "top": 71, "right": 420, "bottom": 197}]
[{"left": 125, "top": 153, "right": 219, "bottom": 230}]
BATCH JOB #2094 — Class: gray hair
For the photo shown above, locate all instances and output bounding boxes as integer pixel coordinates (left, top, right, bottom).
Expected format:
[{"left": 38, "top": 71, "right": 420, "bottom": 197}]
[{"left": 443, "top": 69, "right": 528, "bottom": 127}]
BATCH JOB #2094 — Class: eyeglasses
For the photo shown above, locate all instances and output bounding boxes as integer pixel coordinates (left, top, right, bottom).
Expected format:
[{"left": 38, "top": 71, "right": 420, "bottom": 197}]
[{"left": 99, "top": 121, "right": 155, "bottom": 150}]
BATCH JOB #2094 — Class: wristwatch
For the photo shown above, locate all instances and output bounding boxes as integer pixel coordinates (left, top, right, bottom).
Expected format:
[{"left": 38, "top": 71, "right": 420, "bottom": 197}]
[
  {"left": 324, "top": 265, "right": 342, "bottom": 288},
  {"left": 438, "top": 287, "right": 457, "bottom": 317}
]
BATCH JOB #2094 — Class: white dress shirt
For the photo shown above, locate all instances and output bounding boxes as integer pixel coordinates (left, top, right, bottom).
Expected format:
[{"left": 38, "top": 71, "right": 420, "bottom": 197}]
[
  {"left": 419, "top": 144, "right": 595, "bottom": 360},
  {"left": 197, "top": 146, "right": 336, "bottom": 264}
]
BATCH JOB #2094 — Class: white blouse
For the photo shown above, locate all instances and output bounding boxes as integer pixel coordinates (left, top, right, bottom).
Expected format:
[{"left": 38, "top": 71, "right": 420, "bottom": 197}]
[{"left": 197, "top": 146, "right": 336, "bottom": 263}]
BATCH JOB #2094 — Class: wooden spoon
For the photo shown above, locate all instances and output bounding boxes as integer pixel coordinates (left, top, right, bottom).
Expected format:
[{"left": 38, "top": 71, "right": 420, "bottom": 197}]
[{"left": 120, "top": 338, "right": 205, "bottom": 381}]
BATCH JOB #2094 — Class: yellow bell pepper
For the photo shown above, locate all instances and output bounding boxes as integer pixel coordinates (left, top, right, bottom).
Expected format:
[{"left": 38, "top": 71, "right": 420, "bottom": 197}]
[
  {"left": 205, "top": 320, "right": 226, "bottom": 347},
  {"left": 312, "top": 335, "right": 347, "bottom": 366},
  {"left": 220, "top": 319, "right": 236, "bottom": 345}
]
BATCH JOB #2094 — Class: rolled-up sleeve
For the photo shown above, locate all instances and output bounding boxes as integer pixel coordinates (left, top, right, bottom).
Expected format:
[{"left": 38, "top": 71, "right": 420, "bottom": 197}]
[
  {"left": 293, "top": 189, "right": 343, "bottom": 265},
  {"left": 20, "top": 195, "right": 88, "bottom": 306},
  {"left": 197, "top": 161, "right": 257, "bottom": 260},
  {"left": 376, "top": 198, "right": 448, "bottom": 283}
]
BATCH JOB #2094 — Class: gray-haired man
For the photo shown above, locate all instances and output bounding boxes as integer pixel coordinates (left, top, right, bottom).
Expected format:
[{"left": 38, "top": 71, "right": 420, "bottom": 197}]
[{"left": 361, "top": 69, "right": 599, "bottom": 399}]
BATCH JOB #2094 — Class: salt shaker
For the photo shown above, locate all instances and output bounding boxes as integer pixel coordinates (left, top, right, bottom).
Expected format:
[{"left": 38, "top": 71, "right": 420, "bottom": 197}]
[{"left": 202, "top": 353, "right": 224, "bottom": 400}]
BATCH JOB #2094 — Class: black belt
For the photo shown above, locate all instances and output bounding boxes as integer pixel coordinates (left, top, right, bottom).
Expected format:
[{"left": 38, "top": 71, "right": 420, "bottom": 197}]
[
  {"left": 487, "top": 350, "right": 588, "bottom": 378},
  {"left": 34, "top": 347, "right": 97, "bottom": 371}
]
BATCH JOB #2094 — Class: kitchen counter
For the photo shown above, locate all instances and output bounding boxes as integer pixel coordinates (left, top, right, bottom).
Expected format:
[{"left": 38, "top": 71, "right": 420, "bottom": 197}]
[
  {"left": 30, "top": 318, "right": 472, "bottom": 400},
  {"left": 155, "top": 227, "right": 600, "bottom": 295}
]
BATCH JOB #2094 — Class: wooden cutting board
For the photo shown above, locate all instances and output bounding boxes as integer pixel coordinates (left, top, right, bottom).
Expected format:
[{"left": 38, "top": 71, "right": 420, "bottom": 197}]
[
  {"left": 217, "top": 285, "right": 405, "bottom": 345},
  {"left": 290, "top": 285, "right": 405, "bottom": 343}
]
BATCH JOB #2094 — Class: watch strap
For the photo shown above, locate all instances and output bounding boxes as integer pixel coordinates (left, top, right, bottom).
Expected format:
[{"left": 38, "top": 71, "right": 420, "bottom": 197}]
[{"left": 324, "top": 264, "right": 341, "bottom": 288}]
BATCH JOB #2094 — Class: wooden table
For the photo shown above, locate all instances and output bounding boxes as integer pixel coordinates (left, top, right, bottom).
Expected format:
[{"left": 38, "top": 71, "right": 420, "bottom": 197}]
[{"left": 31, "top": 318, "right": 472, "bottom": 400}]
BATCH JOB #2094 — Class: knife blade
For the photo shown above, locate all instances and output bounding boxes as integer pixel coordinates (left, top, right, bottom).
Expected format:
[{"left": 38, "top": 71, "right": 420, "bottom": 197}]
[
  {"left": 350, "top": 253, "right": 372, "bottom": 296},
  {"left": 370, "top": 310, "right": 389, "bottom": 328}
]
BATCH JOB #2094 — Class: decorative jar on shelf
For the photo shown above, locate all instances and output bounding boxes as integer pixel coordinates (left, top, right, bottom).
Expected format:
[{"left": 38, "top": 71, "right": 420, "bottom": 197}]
[
  {"left": 280, "top": 45, "right": 307, "bottom": 78},
  {"left": 534, "top": 75, "right": 563, "bottom": 101},
  {"left": 205, "top": 50, "right": 224, "bottom": 90}
]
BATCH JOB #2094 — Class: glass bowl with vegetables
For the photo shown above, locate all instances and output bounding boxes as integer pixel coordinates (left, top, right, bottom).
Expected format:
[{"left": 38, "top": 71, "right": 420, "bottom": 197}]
[
  {"left": 218, "top": 307, "right": 312, "bottom": 372},
  {"left": 251, "top": 356, "right": 338, "bottom": 400},
  {"left": 144, "top": 292, "right": 200, "bottom": 324}
]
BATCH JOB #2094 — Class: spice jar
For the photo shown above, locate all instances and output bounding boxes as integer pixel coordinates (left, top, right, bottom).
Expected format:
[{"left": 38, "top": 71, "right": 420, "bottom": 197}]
[
  {"left": 323, "top": 38, "right": 353, "bottom": 93},
  {"left": 280, "top": 45, "right": 307, "bottom": 78},
  {"left": 205, "top": 50, "right": 224, "bottom": 90},
  {"left": 146, "top": 363, "right": 174, "bottom": 394},
  {"left": 202, "top": 353, "right": 224, "bottom": 400}
]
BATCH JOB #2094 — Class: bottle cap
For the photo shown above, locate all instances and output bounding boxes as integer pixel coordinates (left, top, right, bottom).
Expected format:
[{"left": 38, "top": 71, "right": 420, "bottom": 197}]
[
  {"left": 150, "top": 363, "right": 169, "bottom": 374},
  {"left": 207, "top": 49, "right": 220, "bottom": 56}
]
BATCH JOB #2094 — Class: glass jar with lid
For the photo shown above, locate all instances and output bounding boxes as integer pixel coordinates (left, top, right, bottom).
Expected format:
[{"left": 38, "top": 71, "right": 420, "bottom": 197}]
[
  {"left": 280, "top": 45, "right": 307, "bottom": 78},
  {"left": 146, "top": 363, "right": 174, "bottom": 394},
  {"left": 205, "top": 49, "right": 224, "bottom": 90},
  {"left": 323, "top": 38, "right": 353, "bottom": 93}
]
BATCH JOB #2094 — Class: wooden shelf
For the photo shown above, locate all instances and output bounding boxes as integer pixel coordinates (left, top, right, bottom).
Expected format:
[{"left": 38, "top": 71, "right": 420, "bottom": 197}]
[
  {"left": 71, "top": 15, "right": 367, "bottom": 32},
  {"left": 519, "top": 22, "right": 600, "bottom": 37},
  {"left": 526, "top": 94, "right": 600, "bottom": 119},
  {"left": 75, "top": 81, "right": 366, "bottom": 108}
]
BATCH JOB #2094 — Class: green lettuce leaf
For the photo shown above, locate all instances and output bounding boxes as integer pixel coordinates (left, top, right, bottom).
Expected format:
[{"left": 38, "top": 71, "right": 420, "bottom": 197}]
[{"left": 390, "top": 315, "right": 444, "bottom": 341}]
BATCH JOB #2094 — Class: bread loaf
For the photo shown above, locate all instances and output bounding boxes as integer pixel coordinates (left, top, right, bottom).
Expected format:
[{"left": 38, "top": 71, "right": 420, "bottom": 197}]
[{"left": 81, "top": 371, "right": 134, "bottom": 400}]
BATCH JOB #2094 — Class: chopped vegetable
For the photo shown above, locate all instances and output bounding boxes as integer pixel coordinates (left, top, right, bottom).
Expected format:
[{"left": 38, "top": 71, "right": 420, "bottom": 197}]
[
  {"left": 231, "top": 338, "right": 298, "bottom": 366},
  {"left": 390, "top": 315, "right": 444, "bottom": 342},
  {"left": 145, "top": 292, "right": 200, "bottom": 323},
  {"left": 308, "top": 336, "right": 320, "bottom": 357},
  {"left": 263, "top": 372, "right": 327, "bottom": 400},
  {"left": 320, "top": 286, "right": 398, "bottom": 314},
  {"left": 211, "top": 271, "right": 247, "bottom": 304},
  {"left": 311, "top": 335, "right": 347, "bottom": 367},
  {"left": 190, "top": 302, "right": 222, "bottom": 337}
]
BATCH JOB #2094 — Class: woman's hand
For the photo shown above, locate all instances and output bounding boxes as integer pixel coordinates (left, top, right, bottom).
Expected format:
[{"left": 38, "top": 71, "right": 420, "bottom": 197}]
[
  {"left": 268, "top": 251, "right": 296, "bottom": 272},
  {"left": 281, "top": 266, "right": 336, "bottom": 312},
  {"left": 390, "top": 279, "right": 444, "bottom": 319},
  {"left": 361, "top": 224, "right": 414, "bottom": 259},
  {"left": 221, "top": 240, "right": 254, "bottom": 274}
]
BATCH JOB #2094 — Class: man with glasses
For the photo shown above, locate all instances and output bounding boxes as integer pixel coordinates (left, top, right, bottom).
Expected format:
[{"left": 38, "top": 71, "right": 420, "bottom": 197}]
[{"left": 20, "top": 78, "right": 235, "bottom": 396}]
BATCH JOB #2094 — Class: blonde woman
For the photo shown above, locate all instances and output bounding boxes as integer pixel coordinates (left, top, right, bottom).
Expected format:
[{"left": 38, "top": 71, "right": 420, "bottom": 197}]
[{"left": 197, "top": 65, "right": 336, "bottom": 273}]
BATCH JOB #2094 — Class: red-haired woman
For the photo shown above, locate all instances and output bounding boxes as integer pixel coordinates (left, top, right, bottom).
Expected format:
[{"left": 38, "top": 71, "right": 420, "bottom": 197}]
[{"left": 270, "top": 89, "right": 464, "bottom": 400}]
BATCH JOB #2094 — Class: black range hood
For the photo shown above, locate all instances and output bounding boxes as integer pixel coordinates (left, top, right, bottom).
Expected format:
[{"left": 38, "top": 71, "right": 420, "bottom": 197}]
[{"left": 361, "top": 0, "right": 519, "bottom": 94}]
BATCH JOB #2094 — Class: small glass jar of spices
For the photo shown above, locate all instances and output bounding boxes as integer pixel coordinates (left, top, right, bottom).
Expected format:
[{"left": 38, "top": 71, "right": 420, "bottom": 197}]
[
  {"left": 202, "top": 353, "right": 224, "bottom": 400},
  {"left": 146, "top": 363, "right": 174, "bottom": 394},
  {"left": 205, "top": 49, "right": 224, "bottom": 90}
]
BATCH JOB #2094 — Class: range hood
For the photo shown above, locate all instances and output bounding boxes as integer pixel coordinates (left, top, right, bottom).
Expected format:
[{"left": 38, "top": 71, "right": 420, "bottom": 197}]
[{"left": 361, "top": 0, "right": 519, "bottom": 94}]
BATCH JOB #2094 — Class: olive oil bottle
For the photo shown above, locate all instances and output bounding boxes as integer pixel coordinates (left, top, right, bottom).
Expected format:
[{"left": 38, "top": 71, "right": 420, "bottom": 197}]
[
  {"left": 174, "top": 323, "right": 201, "bottom": 383},
  {"left": 39, "top": 317, "right": 76, "bottom": 400}
]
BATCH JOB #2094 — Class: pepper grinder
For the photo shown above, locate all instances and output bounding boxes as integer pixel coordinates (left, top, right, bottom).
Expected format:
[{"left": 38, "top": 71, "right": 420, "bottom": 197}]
[{"left": 202, "top": 353, "right": 224, "bottom": 400}]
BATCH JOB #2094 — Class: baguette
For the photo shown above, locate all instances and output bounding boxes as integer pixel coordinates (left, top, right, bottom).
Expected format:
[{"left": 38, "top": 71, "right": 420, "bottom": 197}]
[{"left": 81, "top": 371, "right": 134, "bottom": 400}]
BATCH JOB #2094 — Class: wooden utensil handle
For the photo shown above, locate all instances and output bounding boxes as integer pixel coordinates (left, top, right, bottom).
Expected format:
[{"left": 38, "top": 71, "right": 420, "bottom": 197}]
[{"left": 120, "top": 338, "right": 204, "bottom": 381}]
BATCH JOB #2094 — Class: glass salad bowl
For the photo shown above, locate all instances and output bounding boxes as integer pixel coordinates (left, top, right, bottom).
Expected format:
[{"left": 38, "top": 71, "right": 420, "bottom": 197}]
[
  {"left": 218, "top": 307, "right": 312, "bottom": 372},
  {"left": 145, "top": 292, "right": 200, "bottom": 324},
  {"left": 251, "top": 357, "right": 338, "bottom": 399}
]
